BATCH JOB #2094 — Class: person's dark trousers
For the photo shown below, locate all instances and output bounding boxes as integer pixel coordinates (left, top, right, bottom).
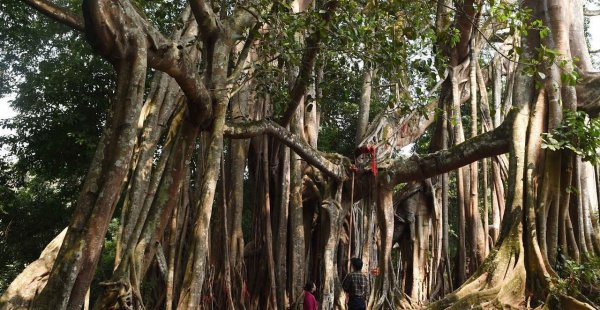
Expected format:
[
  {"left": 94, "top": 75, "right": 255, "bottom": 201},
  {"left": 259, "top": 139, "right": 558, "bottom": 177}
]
[{"left": 348, "top": 295, "right": 366, "bottom": 310}]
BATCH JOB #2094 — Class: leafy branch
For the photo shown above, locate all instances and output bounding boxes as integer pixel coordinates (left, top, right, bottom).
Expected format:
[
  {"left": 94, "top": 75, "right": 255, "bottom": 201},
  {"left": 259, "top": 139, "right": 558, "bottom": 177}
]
[{"left": 541, "top": 110, "right": 600, "bottom": 164}]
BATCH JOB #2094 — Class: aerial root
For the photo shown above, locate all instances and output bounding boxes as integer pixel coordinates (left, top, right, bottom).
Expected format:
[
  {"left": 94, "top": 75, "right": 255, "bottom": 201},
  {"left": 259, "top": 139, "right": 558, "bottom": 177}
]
[{"left": 96, "top": 279, "right": 146, "bottom": 310}]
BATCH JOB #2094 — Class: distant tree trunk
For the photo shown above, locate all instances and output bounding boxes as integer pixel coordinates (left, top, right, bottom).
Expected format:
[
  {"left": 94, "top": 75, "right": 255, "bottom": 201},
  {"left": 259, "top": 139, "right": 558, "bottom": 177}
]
[
  {"left": 320, "top": 182, "right": 345, "bottom": 310},
  {"left": 369, "top": 183, "right": 399, "bottom": 308},
  {"left": 581, "top": 161, "right": 600, "bottom": 254}
]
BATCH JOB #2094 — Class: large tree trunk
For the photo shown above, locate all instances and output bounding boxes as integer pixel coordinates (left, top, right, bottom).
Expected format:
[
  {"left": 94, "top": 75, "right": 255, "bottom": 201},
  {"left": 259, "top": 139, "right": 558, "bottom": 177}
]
[
  {"left": 7, "top": 0, "right": 600, "bottom": 309},
  {"left": 431, "top": 0, "right": 598, "bottom": 308},
  {"left": 32, "top": 29, "right": 149, "bottom": 309}
]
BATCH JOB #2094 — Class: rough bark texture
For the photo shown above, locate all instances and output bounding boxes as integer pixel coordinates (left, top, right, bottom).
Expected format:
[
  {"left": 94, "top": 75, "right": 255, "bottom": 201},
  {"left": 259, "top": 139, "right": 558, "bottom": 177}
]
[
  {"left": 6, "top": 0, "right": 600, "bottom": 309},
  {"left": 0, "top": 229, "right": 67, "bottom": 310}
]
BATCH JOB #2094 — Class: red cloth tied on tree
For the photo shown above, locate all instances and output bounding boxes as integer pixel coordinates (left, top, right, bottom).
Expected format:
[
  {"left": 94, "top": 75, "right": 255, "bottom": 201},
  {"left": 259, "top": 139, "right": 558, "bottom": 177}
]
[{"left": 355, "top": 144, "right": 378, "bottom": 176}]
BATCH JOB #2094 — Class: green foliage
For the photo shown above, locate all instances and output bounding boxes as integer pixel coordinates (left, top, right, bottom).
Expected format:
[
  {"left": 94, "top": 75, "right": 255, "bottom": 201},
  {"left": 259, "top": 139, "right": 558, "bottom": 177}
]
[
  {"left": 132, "top": 0, "right": 187, "bottom": 34},
  {"left": 0, "top": 0, "right": 115, "bottom": 291},
  {"left": 0, "top": 0, "right": 114, "bottom": 183},
  {"left": 0, "top": 0, "right": 80, "bottom": 96},
  {"left": 252, "top": 0, "right": 441, "bottom": 157},
  {"left": 0, "top": 159, "right": 71, "bottom": 291},
  {"left": 541, "top": 110, "right": 600, "bottom": 164},
  {"left": 317, "top": 57, "right": 363, "bottom": 156},
  {"left": 1, "top": 43, "right": 113, "bottom": 183},
  {"left": 552, "top": 255, "right": 600, "bottom": 305}
]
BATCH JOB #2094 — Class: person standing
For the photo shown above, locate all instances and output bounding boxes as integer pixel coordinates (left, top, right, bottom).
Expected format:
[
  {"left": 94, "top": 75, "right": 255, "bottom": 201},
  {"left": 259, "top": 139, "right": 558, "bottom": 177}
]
[
  {"left": 342, "top": 258, "right": 369, "bottom": 310},
  {"left": 303, "top": 281, "right": 318, "bottom": 310}
]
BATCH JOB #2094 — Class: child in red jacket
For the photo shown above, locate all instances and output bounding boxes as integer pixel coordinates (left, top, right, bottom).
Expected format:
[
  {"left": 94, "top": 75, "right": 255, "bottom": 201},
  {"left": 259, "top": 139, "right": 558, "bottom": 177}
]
[{"left": 303, "top": 282, "right": 318, "bottom": 310}]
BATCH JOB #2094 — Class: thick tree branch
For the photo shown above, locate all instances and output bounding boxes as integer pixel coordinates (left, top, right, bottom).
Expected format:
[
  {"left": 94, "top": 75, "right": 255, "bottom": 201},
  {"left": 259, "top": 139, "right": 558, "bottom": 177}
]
[
  {"left": 279, "top": 1, "right": 337, "bottom": 127},
  {"left": 227, "top": 4, "right": 278, "bottom": 82},
  {"left": 279, "top": 37, "right": 320, "bottom": 126},
  {"left": 224, "top": 120, "right": 347, "bottom": 180},
  {"left": 230, "top": 5, "right": 260, "bottom": 34},
  {"left": 82, "top": 0, "right": 212, "bottom": 125},
  {"left": 584, "top": 9, "right": 600, "bottom": 16},
  {"left": 189, "top": 0, "right": 220, "bottom": 40},
  {"left": 394, "top": 101, "right": 438, "bottom": 149},
  {"left": 225, "top": 115, "right": 511, "bottom": 187},
  {"left": 143, "top": 10, "right": 212, "bottom": 125},
  {"left": 21, "top": 0, "right": 84, "bottom": 32},
  {"left": 384, "top": 121, "right": 511, "bottom": 184},
  {"left": 227, "top": 21, "right": 261, "bottom": 82}
]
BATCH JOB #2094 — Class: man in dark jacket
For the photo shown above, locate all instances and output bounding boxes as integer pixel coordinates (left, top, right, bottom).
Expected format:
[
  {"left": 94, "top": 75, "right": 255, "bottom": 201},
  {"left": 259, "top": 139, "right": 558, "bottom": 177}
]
[{"left": 342, "top": 258, "right": 369, "bottom": 310}]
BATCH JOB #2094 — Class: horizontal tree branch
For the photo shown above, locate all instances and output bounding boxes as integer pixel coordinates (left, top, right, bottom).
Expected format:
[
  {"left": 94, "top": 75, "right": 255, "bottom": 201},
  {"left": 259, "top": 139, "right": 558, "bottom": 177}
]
[
  {"left": 224, "top": 120, "right": 347, "bottom": 180},
  {"left": 225, "top": 115, "right": 512, "bottom": 187},
  {"left": 384, "top": 121, "right": 511, "bottom": 184},
  {"left": 21, "top": 0, "right": 84, "bottom": 32},
  {"left": 584, "top": 9, "right": 600, "bottom": 16}
]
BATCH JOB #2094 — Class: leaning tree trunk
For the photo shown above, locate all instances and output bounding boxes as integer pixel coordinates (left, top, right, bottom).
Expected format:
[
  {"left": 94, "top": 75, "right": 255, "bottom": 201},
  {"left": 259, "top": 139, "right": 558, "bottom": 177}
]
[
  {"left": 32, "top": 23, "right": 149, "bottom": 308},
  {"left": 177, "top": 88, "right": 229, "bottom": 309}
]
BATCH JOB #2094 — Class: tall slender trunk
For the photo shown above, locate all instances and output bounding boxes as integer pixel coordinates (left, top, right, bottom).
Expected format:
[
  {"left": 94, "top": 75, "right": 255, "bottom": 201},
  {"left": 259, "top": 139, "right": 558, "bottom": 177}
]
[
  {"left": 320, "top": 183, "right": 344, "bottom": 310},
  {"left": 581, "top": 161, "right": 600, "bottom": 254},
  {"left": 468, "top": 47, "right": 485, "bottom": 268},
  {"left": 289, "top": 108, "right": 306, "bottom": 304},
  {"left": 274, "top": 144, "right": 290, "bottom": 309},
  {"left": 451, "top": 65, "right": 467, "bottom": 284},
  {"left": 177, "top": 39, "right": 231, "bottom": 304},
  {"left": 261, "top": 136, "right": 278, "bottom": 309},
  {"left": 369, "top": 183, "right": 397, "bottom": 309}
]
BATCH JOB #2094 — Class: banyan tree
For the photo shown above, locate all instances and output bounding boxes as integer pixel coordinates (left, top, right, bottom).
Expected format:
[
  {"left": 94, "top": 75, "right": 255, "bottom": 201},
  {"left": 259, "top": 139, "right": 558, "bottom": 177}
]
[{"left": 2, "top": 0, "right": 600, "bottom": 309}]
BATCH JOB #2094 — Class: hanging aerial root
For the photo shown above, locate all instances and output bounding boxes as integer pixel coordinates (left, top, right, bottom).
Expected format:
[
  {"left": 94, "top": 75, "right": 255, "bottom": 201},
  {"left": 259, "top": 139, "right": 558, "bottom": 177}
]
[
  {"left": 96, "top": 280, "right": 134, "bottom": 310},
  {"left": 369, "top": 278, "right": 407, "bottom": 310},
  {"left": 94, "top": 253, "right": 147, "bottom": 310}
]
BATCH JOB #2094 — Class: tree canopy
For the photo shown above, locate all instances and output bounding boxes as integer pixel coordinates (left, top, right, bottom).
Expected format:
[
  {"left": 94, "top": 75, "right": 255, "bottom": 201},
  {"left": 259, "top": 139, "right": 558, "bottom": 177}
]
[{"left": 2, "top": 0, "right": 600, "bottom": 309}]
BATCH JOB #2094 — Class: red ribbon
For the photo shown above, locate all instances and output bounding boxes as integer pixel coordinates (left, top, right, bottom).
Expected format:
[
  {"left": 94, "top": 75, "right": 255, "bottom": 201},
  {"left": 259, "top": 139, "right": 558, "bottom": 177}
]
[{"left": 356, "top": 144, "right": 378, "bottom": 176}]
